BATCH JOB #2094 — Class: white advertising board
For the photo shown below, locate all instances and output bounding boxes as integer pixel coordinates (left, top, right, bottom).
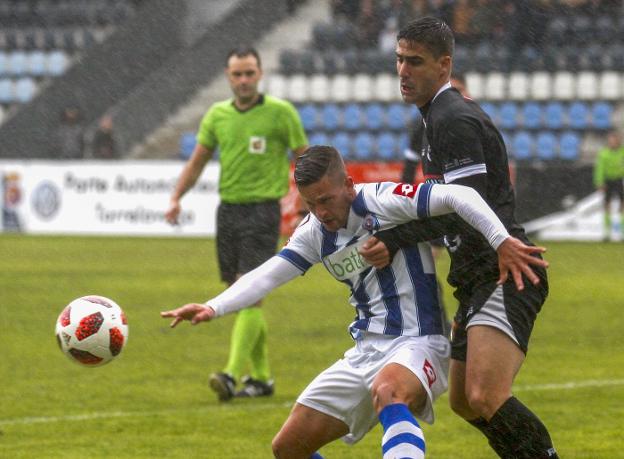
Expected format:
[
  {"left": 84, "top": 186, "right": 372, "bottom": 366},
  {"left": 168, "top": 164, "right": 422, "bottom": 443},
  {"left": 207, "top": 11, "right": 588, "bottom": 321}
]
[{"left": 0, "top": 160, "right": 220, "bottom": 236}]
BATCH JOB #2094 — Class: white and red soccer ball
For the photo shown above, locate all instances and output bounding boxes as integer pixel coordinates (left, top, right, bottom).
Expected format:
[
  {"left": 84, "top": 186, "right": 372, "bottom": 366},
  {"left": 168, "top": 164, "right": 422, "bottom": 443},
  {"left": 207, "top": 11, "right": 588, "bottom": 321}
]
[{"left": 55, "top": 295, "right": 128, "bottom": 367}]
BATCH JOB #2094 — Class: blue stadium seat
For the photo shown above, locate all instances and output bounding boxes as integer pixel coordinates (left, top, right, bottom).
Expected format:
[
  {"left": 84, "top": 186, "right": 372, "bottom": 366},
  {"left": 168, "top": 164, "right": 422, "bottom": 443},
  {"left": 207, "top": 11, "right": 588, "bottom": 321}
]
[
  {"left": 47, "top": 50, "right": 69, "bottom": 76},
  {"left": 14, "top": 77, "right": 35, "bottom": 103},
  {"left": 331, "top": 132, "right": 351, "bottom": 158},
  {"left": 397, "top": 132, "right": 410, "bottom": 155},
  {"left": 364, "top": 103, "right": 385, "bottom": 130},
  {"left": 8, "top": 50, "right": 27, "bottom": 76},
  {"left": 568, "top": 102, "right": 589, "bottom": 129},
  {"left": 479, "top": 102, "right": 497, "bottom": 123},
  {"left": 343, "top": 103, "right": 363, "bottom": 131},
  {"left": 27, "top": 50, "right": 46, "bottom": 77},
  {"left": 353, "top": 132, "right": 375, "bottom": 160},
  {"left": 535, "top": 132, "right": 558, "bottom": 160},
  {"left": 387, "top": 103, "right": 407, "bottom": 130},
  {"left": 498, "top": 102, "right": 519, "bottom": 130},
  {"left": 308, "top": 131, "right": 329, "bottom": 146},
  {"left": 0, "top": 51, "right": 7, "bottom": 76},
  {"left": 559, "top": 131, "right": 581, "bottom": 160},
  {"left": 320, "top": 103, "right": 341, "bottom": 131},
  {"left": 522, "top": 102, "right": 542, "bottom": 129},
  {"left": 511, "top": 131, "right": 533, "bottom": 161},
  {"left": 298, "top": 104, "right": 318, "bottom": 131},
  {"left": 377, "top": 132, "right": 397, "bottom": 160},
  {"left": 544, "top": 102, "right": 565, "bottom": 129},
  {"left": 179, "top": 132, "right": 196, "bottom": 160},
  {"left": 591, "top": 102, "right": 613, "bottom": 130}
]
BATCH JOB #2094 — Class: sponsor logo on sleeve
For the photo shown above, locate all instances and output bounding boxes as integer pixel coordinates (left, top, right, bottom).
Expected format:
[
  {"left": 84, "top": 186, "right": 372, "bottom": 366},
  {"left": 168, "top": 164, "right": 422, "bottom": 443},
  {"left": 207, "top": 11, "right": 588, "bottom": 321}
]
[{"left": 392, "top": 183, "right": 417, "bottom": 198}]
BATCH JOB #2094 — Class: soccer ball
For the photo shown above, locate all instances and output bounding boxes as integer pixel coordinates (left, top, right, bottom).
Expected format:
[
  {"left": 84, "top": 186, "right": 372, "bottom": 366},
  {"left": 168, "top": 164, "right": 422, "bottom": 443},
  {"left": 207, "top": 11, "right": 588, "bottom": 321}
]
[{"left": 55, "top": 295, "right": 129, "bottom": 367}]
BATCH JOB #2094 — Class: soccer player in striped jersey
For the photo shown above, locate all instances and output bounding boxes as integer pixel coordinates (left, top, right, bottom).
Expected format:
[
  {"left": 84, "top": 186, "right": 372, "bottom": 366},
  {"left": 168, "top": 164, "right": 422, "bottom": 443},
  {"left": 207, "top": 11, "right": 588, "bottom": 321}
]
[{"left": 161, "top": 146, "right": 546, "bottom": 458}]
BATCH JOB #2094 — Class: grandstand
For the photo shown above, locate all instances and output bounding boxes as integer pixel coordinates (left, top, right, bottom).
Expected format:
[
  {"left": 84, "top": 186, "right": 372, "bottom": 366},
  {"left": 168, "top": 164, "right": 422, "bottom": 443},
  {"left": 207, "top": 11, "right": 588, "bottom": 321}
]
[{"left": 0, "top": 0, "right": 618, "bottom": 221}]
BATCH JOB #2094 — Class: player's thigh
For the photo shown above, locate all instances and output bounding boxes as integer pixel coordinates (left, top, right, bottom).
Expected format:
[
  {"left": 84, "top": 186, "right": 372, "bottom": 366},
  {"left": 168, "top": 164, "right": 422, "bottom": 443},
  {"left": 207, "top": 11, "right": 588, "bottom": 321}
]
[
  {"left": 372, "top": 362, "right": 428, "bottom": 413},
  {"left": 448, "top": 358, "right": 475, "bottom": 418},
  {"left": 273, "top": 403, "right": 349, "bottom": 457}
]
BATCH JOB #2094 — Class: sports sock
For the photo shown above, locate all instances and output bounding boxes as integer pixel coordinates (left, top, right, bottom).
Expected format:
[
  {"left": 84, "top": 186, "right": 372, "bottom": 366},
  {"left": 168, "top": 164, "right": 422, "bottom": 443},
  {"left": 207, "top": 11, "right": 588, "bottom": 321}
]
[
  {"left": 604, "top": 212, "right": 612, "bottom": 236},
  {"left": 468, "top": 417, "right": 511, "bottom": 457},
  {"left": 224, "top": 307, "right": 269, "bottom": 381},
  {"left": 487, "top": 396, "right": 558, "bottom": 459},
  {"left": 379, "top": 403, "right": 425, "bottom": 459},
  {"left": 249, "top": 308, "right": 271, "bottom": 382}
]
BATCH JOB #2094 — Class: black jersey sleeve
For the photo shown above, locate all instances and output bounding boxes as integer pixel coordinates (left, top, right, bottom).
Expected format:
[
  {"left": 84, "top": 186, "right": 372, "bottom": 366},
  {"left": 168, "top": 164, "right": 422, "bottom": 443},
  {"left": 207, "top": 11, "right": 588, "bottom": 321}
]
[{"left": 435, "top": 115, "right": 486, "bottom": 182}]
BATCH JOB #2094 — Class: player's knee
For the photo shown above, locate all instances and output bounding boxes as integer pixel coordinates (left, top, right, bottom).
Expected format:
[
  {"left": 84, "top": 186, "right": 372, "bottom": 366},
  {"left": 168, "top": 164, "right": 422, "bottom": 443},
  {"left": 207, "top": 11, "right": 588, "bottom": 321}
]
[
  {"left": 371, "top": 380, "right": 417, "bottom": 414},
  {"left": 465, "top": 385, "right": 501, "bottom": 419},
  {"left": 449, "top": 389, "right": 474, "bottom": 420},
  {"left": 271, "top": 431, "right": 309, "bottom": 458}
]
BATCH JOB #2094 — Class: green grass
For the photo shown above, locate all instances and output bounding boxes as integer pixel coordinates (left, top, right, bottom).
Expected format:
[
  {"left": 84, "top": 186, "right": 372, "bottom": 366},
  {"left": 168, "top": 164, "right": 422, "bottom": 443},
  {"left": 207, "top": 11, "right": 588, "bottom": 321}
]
[{"left": 1, "top": 235, "right": 623, "bottom": 458}]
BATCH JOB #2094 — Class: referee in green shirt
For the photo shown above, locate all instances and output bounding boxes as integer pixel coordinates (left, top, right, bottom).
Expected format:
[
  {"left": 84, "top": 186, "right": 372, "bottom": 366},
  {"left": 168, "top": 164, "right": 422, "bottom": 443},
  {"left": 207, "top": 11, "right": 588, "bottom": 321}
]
[
  {"left": 166, "top": 46, "right": 308, "bottom": 400},
  {"left": 593, "top": 130, "right": 624, "bottom": 241}
]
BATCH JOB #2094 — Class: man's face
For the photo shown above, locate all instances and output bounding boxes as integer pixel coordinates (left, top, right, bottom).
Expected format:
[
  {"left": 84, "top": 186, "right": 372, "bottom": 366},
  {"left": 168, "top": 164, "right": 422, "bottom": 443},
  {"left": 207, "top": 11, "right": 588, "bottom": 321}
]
[
  {"left": 396, "top": 39, "right": 451, "bottom": 107},
  {"left": 225, "top": 54, "right": 262, "bottom": 104},
  {"left": 298, "top": 174, "right": 356, "bottom": 232}
]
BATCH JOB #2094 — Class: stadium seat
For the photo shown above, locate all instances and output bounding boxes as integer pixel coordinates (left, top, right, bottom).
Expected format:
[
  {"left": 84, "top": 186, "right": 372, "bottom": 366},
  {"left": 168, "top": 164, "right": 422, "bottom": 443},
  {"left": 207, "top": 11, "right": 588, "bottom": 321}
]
[
  {"left": 568, "top": 102, "right": 589, "bottom": 129},
  {"left": 535, "top": 132, "right": 558, "bottom": 160},
  {"left": 364, "top": 103, "right": 385, "bottom": 130},
  {"left": 329, "top": 74, "right": 351, "bottom": 102},
  {"left": 397, "top": 132, "right": 410, "bottom": 155},
  {"left": 479, "top": 101, "right": 497, "bottom": 123},
  {"left": 530, "top": 72, "right": 552, "bottom": 101},
  {"left": 386, "top": 103, "right": 406, "bottom": 130},
  {"left": 373, "top": 73, "right": 397, "bottom": 102},
  {"left": 511, "top": 131, "right": 533, "bottom": 161},
  {"left": 507, "top": 72, "right": 529, "bottom": 101},
  {"left": 352, "top": 74, "right": 373, "bottom": 102},
  {"left": 320, "top": 51, "right": 339, "bottom": 75},
  {"left": 599, "top": 71, "right": 621, "bottom": 100},
  {"left": 522, "top": 102, "right": 542, "bottom": 130},
  {"left": 179, "top": 132, "right": 196, "bottom": 160},
  {"left": 559, "top": 131, "right": 581, "bottom": 160},
  {"left": 46, "top": 50, "right": 69, "bottom": 76},
  {"left": 353, "top": 132, "right": 375, "bottom": 160},
  {"left": 544, "top": 102, "right": 565, "bottom": 130},
  {"left": 377, "top": 132, "right": 397, "bottom": 160},
  {"left": 465, "top": 72, "right": 484, "bottom": 100},
  {"left": 267, "top": 74, "right": 286, "bottom": 99},
  {"left": 14, "top": 76, "right": 35, "bottom": 103},
  {"left": 498, "top": 102, "right": 518, "bottom": 129},
  {"left": 320, "top": 103, "right": 341, "bottom": 131},
  {"left": 552, "top": 72, "right": 575, "bottom": 100},
  {"left": 27, "top": 50, "right": 46, "bottom": 77},
  {"left": 298, "top": 104, "right": 318, "bottom": 131},
  {"left": 591, "top": 102, "right": 613, "bottom": 130},
  {"left": 279, "top": 50, "right": 299, "bottom": 75},
  {"left": 0, "top": 78, "right": 13, "bottom": 104},
  {"left": 343, "top": 103, "right": 363, "bottom": 131},
  {"left": 0, "top": 51, "right": 7, "bottom": 76},
  {"left": 308, "top": 131, "right": 329, "bottom": 146},
  {"left": 576, "top": 71, "right": 598, "bottom": 100},
  {"left": 286, "top": 74, "right": 307, "bottom": 103},
  {"left": 298, "top": 50, "right": 317, "bottom": 75},
  {"left": 8, "top": 50, "right": 27, "bottom": 76},
  {"left": 308, "top": 74, "right": 329, "bottom": 102},
  {"left": 331, "top": 132, "right": 351, "bottom": 157},
  {"left": 483, "top": 72, "right": 506, "bottom": 100}
]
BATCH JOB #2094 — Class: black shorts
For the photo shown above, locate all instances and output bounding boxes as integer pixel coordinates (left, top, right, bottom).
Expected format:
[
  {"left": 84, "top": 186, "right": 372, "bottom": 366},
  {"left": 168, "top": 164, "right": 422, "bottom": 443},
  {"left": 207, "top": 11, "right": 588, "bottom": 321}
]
[
  {"left": 216, "top": 200, "right": 281, "bottom": 284},
  {"left": 605, "top": 179, "right": 624, "bottom": 203},
  {"left": 450, "top": 267, "right": 548, "bottom": 361}
]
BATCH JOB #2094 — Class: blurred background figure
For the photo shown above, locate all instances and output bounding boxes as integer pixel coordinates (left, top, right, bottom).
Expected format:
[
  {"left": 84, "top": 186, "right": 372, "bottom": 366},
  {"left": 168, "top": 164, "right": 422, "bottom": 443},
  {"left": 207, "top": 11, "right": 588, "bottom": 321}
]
[
  {"left": 53, "top": 106, "right": 85, "bottom": 159},
  {"left": 91, "top": 114, "right": 118, "bottom": 159},
  {"left": 593, "top": 130, "right": 624, "bottom": 241}
]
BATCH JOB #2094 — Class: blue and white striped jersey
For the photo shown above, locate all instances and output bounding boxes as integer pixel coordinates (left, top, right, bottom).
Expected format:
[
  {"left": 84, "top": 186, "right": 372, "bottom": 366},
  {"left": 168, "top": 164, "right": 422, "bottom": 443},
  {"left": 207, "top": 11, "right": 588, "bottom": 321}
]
[{"left": 279, "top": 182, "right": 444, "bottom": 338}]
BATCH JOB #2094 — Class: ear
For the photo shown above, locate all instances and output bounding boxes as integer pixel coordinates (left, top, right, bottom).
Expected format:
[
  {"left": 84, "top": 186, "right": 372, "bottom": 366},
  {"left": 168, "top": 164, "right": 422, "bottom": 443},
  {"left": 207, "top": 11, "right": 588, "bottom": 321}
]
[
  {"left": 440, "top": 55, "right": 452, "bottom": 79},
  {"left": 345, "top": 175, "right": 354, "bottom": 189}
]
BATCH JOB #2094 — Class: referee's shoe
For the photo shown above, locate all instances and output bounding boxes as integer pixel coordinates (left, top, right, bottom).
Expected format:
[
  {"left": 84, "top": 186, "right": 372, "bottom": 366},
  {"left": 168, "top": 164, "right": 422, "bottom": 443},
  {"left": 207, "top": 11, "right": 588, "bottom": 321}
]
[
  {"left": 209, "top": 372, "right": 236, "bottom": 401},
  {"left": 235, "top": 376, "right": 274, "bottom": 398}
]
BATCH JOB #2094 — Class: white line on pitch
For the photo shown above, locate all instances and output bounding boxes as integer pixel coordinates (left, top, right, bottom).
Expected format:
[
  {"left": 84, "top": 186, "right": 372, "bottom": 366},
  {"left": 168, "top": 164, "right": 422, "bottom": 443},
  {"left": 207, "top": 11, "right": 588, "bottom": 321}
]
[{"left": 1, "top": 379, "right": 623, "bottom": 427}]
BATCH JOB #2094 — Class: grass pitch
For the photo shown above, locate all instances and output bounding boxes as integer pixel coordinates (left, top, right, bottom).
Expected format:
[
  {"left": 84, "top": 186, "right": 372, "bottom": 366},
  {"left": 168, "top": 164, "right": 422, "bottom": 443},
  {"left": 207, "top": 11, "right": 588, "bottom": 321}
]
[{"left": 1, "top": 235, "right": 623, "bottom": 458}]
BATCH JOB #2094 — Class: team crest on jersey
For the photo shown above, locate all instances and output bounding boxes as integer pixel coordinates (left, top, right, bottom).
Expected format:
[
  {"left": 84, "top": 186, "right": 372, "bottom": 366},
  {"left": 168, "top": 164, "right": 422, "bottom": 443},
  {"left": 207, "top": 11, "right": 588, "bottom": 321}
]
[
  {"left": 362, "top": 214, "right": 379, "bottom": 232},
  {"left": 392, "top": 183, "right": 417, "bottom": 198},
  {"left": 423, "top": 359, "right": 436, "bottom": 387},
  {"left": 249, "top": 136, "right": 266, "bottom": 154}
]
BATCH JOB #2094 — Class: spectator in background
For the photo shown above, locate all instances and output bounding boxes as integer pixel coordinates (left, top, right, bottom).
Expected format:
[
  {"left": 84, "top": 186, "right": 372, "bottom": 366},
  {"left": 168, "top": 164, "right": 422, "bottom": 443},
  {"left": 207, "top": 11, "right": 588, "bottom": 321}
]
[
  {"left": 53, "top": 106, "right": 84, "bottom": 159},
  {"left": 469, "top": 0, "right": 498, "bottom": 42},
  {"left": 356, "top": 0, "right": 384, "bottom": 48},
  {"left": 593, "top": 130, "right": 624, "bottom": 241},
  {"left": 91, "top": 114, "right": 118, "bottom": 159},
  {"left": 331, "top": 0, "right": 360, "bottom": 22},
  {"left": 450, "top": 0, "right": 476, "bottom": 43}
]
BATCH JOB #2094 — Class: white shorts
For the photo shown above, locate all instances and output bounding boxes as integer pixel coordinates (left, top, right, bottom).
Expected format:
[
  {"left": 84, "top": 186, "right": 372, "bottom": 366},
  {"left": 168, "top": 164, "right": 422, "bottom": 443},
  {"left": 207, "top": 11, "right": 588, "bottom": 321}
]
[{"left": 296, "top": 333, "right": 450, "bottom": 444}]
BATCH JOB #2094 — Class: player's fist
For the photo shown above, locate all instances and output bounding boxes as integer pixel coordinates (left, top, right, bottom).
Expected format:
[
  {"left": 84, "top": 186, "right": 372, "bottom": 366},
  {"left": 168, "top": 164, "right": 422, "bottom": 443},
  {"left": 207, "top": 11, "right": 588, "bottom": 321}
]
[
  {"left": 160, "top": 303, "right": 216, "bottom": 327},
  {"left": 165, "top": 200, "right": 181, "bottom": 225}
]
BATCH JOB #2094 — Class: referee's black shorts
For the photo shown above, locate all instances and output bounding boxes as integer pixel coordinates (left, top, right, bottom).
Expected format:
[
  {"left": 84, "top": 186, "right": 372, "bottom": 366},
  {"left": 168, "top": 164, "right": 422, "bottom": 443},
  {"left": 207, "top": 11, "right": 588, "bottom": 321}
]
[
  {"left": 216, "top": 200, "right": 281, "bottom": 284},
  {"left": 450, "top": 267, "right": 549, "bottom": 361},
  {"left": 605, "top": 179, "right": 624, "bottom": 203}
]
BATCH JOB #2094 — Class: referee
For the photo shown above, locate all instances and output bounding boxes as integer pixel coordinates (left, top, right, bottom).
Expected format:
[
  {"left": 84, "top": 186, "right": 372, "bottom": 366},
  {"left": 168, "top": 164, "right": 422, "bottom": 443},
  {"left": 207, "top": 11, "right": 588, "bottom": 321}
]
[
  {"left": 165, "top": 46, "right": 308, "bottom": 401},
  {"left": 364, "top": 17, "right": 558, "bottom": 458}
]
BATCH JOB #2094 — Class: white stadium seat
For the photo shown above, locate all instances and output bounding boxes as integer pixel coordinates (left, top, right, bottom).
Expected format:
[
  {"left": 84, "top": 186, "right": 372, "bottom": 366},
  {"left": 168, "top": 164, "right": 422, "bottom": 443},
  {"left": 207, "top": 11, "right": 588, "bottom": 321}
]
[
  {"left": 465, "top": 72, "right": 484, "bottom": 100},
  {"left": 308, "top": 74, "right": 329, "bottom": 102},
  {"left": 352, "top": 73, "right": 373, "bottom": 102},
  {"left": 483, "top": 72, "right": 506, "bottom": 100},
  {"left": 530, "top": 72, "right": 552, "bottom": 101},
  {"left": 576, "top": 71, "right": 598, "bottom": 100},
  {"left": 329, "top": 74, "right": 352, "bottom": 102},
  {"left": 507, "top": 72, "right": 529, "bottom": 101},
  {"left": 599, "top": 71, "right": 621, "bottom": 100},
  {"left": 552, "top": 72, "right": 575, "bottom": 100},
  {"left": 286, "top": 74, "right": 307, "bottom": 102},
  {"left": 373, "top": 73, "right": 398, "bottom": 101},
  {"left": 266, "top": 74, "right": 286, "bottom": 99}
]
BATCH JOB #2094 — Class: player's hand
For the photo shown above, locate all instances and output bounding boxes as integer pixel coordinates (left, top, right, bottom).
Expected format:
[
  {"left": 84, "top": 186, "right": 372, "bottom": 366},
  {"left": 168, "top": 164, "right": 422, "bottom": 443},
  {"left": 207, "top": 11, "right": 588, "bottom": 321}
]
[
  {"left": 359, "top": 236, "right": 392, "bottom": 269},
  {"left": 165, "top": 200, "right": 181, "bottom": 225},
  {"left": 160, "top": 303, "right": 216, "bottom": 327},
  {"left": 496, "top": 237, "right": 549, "bottom": 290}
]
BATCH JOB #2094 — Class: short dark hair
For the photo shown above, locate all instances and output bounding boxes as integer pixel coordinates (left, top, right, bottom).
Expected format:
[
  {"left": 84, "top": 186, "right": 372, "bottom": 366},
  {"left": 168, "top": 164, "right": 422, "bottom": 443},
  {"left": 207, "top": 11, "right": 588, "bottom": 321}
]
[
  {"left": 294, "top": 145, "right": 345, "bottom": 187},
  {"left": 397, "top": 17, "right": 454, "bottom": 58},
  {"left": 225, "top": 46, "right": 261, "bottom": 68}
]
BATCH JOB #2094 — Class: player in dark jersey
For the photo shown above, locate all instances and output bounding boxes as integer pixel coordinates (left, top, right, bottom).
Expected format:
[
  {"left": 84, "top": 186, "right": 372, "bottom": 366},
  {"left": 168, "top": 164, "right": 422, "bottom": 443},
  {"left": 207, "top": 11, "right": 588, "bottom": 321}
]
[{"left": 361, "top": 17, "right": 558, "bottom": 459}]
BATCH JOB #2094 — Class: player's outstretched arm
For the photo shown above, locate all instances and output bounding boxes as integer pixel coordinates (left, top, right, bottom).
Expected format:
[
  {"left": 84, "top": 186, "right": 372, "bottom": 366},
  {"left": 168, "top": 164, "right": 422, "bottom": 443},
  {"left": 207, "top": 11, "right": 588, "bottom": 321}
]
[
  {"left": 161, "top": 303, "right": 216, "bottom": 328},
  {"left": 496, "top": 238, "right": 548, "bottom": 291}
]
